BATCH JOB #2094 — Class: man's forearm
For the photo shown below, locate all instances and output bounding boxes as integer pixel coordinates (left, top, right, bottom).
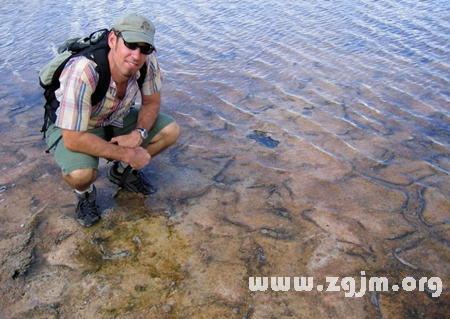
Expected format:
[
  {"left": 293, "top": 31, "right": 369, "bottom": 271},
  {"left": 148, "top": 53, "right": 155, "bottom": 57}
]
[
  {"left": 137, "top": 102, "right": 160, "bottom": 131},
  {"left": 62, "top": 129, "right": 134, "bottom": 163},
  {"left": 137, "top": 91, "right": 161, "bottom": 131}
]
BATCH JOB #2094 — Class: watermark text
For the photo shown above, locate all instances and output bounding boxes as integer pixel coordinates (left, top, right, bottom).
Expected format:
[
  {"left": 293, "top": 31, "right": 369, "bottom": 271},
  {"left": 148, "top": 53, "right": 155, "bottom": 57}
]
[{"left": 249, "top": 272, "right": 442, "bottom": 297}]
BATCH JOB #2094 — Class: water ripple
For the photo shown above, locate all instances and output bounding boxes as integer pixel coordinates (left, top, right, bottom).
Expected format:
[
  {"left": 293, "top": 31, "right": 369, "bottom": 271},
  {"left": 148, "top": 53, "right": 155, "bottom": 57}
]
[{"left": 1, "top": 0, "right": 450, "bottom": 204}]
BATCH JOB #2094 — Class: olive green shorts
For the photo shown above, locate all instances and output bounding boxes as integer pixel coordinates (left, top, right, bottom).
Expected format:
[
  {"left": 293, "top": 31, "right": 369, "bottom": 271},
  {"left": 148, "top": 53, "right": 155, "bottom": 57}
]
[{"left": 45, "top": 108, "right": 175, "bottom": 175}]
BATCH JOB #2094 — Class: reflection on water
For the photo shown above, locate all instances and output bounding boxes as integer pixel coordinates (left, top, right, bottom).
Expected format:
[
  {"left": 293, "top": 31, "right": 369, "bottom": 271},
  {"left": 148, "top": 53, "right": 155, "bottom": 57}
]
[{"left": 1, "top": 0, "right": 450, "bottom": 318}]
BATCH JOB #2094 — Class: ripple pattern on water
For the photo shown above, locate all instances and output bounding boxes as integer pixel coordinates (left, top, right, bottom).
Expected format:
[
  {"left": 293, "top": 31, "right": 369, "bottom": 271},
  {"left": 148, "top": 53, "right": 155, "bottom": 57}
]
[
  {"left": 1, "top": 0, "right": 449, "bottom": 199},
  {"left": 151, "top": 0, "right": 450, "bottom": 168}
]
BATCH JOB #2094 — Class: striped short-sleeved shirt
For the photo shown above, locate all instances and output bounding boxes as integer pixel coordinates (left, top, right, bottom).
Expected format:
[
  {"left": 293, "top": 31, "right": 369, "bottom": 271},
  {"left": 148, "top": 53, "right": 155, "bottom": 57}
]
[{"left": 54, "top": 53, "right": 162, "bottom": 131}]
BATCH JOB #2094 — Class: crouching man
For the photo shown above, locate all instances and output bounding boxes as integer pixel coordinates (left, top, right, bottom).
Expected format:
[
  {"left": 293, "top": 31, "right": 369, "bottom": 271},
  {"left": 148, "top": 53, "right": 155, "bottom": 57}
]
[{"left": 45, "top": 13, "right": 179, "bottom": 226}]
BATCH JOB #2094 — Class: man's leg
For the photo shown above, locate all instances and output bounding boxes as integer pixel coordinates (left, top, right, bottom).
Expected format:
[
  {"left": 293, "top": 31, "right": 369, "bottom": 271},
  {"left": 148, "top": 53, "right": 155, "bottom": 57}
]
[{"left": 46, "top": 123, "right": 101, "bottom": 227}]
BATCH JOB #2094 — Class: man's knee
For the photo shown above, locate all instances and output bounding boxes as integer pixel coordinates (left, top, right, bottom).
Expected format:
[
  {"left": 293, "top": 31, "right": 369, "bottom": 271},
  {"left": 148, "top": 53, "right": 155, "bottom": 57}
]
[
  {"left": 154, "top": 121, "right": 180, "bottom": 145},
  {"left": 165, "top": 121, "right": 180, "bottom": 142},
  {"left": 144, "top": 121, "right": 180, "bottom": 156},
  {"left": 63, "top": 168, "right": 98, "bottom": 189}
]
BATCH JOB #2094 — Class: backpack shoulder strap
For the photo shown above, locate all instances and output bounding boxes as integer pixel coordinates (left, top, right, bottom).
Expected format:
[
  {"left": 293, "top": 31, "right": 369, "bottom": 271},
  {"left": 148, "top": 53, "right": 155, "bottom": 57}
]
[
  {"left": 85, "top": 47, "right": 111, "bottom": 106},
  {"left": 138, "top": 63, "right": 147, "bottom": 89}
]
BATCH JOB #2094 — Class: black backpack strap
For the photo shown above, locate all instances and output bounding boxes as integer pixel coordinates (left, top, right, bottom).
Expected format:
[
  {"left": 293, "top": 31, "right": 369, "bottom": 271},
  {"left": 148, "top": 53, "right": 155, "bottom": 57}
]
[
  {"left": 86, "top": 47, "right": 111, "bottom": 106},
  {"left": 45, "top": 135, "right": 63, "bottom": 153},
  {"left": 81, "top": 30, "right": 111, "bottom": 106},
  {"left": 103, "top": 125, "right": 115, "bottom": 141},
  {"left": 137, "top": 63, "right": 147, "bottom": 89}
]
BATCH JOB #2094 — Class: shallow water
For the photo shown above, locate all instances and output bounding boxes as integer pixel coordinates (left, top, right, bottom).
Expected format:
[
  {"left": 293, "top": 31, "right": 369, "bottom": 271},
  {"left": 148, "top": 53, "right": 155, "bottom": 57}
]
[{"left": 1, "top": 0, "right": 450, "bottom": 318}]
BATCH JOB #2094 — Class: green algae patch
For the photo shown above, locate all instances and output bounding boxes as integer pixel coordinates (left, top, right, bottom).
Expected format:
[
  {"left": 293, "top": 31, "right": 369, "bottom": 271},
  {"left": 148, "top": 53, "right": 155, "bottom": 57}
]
[{"left": 71, "top": 206, "right": 191, "bottom": 318}]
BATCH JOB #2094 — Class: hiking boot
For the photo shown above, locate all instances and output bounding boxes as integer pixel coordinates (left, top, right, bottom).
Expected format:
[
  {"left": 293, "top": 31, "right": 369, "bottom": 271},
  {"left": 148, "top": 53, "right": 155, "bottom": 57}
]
[
  {"left": 107, "top": 161, "right": 157, "bottom": 195},
  {"left": 75, "top": 185, "right": 100, "bottom": 227}
]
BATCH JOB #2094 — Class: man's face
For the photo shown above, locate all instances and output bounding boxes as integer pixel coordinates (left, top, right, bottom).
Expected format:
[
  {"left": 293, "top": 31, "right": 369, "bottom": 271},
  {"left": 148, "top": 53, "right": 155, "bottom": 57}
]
[{"left": 108, "top": 32, "right": 147, "bottom": 79}]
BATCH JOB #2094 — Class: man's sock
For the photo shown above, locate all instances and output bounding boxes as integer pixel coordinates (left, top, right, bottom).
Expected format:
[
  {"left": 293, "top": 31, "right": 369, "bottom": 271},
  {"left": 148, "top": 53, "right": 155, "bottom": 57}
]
[
  {"left": 75, "top": 184, "right": 94, "bottom": 195},
  {"left": 75, "top": 184, "right": 94, "bottom": 197}
]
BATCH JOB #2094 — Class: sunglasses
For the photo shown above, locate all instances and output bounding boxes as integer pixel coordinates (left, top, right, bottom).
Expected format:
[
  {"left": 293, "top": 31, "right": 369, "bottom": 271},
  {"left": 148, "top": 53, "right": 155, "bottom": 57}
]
[{"left": 116, "top": 33, "right": 155, "bottom": 55}]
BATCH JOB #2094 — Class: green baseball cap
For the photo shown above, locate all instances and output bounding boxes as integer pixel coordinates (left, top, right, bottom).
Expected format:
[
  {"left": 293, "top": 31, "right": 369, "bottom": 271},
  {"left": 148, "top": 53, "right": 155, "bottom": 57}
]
[{"left": 113, "top": 13, "right": 155, "bottom": 48}]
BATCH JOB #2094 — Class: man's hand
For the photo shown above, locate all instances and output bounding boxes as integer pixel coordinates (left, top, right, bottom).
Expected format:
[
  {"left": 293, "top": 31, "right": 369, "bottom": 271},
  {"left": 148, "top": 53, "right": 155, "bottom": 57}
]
[
  {"left": 110, "top": 131, "right": 150, "bottom": 170},
  {"left": 110, "top": 130, "right": 143, "bottom": 148},
  {"left": 128, "top": 146, "right": 151, "bottom": 170}
]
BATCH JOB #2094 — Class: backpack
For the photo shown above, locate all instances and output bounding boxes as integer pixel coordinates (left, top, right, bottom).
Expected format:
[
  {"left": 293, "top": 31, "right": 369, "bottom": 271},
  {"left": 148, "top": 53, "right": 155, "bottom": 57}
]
[{"left": 39, "top": 28, "right": 147, "bottom": 136}]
